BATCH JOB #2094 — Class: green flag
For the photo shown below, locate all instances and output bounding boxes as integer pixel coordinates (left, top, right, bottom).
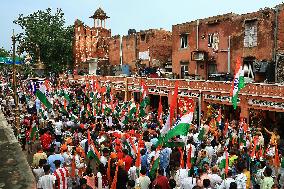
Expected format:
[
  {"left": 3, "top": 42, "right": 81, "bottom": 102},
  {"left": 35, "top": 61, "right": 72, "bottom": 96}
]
[
  {"left": 87, "top": 148, "right": 100, "bottom": 165},
  {"left": 36, "top": 86, "right": 52, "bottom": 110},
  {"left": 149, "top": 157, "right": 160, "bottom": 179},
  {"left": 164, "top": 112, "right": 193, "bottom": 141}
]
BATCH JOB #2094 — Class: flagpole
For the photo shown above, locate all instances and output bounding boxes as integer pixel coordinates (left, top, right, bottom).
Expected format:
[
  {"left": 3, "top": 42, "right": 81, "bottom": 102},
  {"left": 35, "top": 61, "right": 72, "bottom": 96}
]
[
  {"left": 124, "top": 77, "right": 128, "bottom": 101},
  {"left": 12, "top": 29, "right": 20, "bottom": 136},
  {"left": 198, "top": 90, "right": 201, "bottom": 127}
]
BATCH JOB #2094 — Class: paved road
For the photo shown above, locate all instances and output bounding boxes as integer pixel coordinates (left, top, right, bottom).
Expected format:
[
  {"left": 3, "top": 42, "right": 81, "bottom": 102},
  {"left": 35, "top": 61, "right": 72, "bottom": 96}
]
[{"left": 0, "top": 113, "right": 36, "bottom": 189}]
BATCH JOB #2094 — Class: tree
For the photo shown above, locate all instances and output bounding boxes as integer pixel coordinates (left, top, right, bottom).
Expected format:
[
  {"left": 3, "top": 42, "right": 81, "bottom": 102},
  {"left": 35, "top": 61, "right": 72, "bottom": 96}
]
[
  {"left": 0, "top": 47, "right": 10, "bottom": 57},
  {"left": 13, "top": 8, "right": 74, "bottom": 73}
]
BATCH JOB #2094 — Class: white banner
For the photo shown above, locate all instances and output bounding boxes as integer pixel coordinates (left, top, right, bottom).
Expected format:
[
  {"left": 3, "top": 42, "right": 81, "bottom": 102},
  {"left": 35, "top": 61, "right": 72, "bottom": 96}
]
[{"left": 138, "top": 51, "right": 150, "bottom": 60}]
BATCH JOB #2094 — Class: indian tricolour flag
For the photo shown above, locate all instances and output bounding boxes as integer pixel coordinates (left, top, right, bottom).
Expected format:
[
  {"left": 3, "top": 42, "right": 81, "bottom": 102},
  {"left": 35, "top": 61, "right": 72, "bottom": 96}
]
[
  {"left": 164, "top": 107, "right": 194, "bottom": 141},
  {"left": 36, "top": 84, "right": 52, "bottom": 110},
  {"left": 140, "top": 81, "right": 150, "bottom": 107},
  {"left": 230, "top": 58, "right": 245, "bottom": 109},
  {"left": 128, "top": 101, "right": 137, "bottom": 120}
]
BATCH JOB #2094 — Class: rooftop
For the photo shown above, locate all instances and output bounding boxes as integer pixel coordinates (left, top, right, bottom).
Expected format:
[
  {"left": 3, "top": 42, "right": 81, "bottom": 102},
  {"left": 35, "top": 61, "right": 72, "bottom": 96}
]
[{"left": 90, "top": 7, "right": 110, "bottom": 19}]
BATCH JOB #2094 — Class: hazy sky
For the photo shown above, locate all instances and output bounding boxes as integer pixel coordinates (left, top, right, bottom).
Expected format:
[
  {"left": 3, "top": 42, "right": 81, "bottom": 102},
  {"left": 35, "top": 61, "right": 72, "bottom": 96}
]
[{"left": 1, "top": 0, "right": 283, "bottom": 51}]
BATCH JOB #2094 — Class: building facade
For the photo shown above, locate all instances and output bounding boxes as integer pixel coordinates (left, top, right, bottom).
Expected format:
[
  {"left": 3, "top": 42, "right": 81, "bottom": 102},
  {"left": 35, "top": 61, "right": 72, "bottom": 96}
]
[
  {"left": 108, "top": 29, "right": 172, "bottom": 75},
  {"left": 73, "top": 8, "right": 111, "bottom": 75},
  {"left": 172, "top": 5, "right": 284, "bottom": 82}
]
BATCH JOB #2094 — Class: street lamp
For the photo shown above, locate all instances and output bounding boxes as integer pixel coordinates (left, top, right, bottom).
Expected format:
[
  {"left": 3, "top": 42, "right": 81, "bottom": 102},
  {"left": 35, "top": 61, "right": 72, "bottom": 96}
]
[{"left": 11, "top": 30, "right": 20, "bottom": 136}]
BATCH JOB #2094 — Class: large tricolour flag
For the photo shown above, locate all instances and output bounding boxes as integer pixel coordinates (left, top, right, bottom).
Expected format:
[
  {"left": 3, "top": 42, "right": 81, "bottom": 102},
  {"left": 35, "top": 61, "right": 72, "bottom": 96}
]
[
  {"left": 230, "top": 58, "right": 245, "bottom": 109},
  {"left": 164, "top": 106, "right": 194, "bottom": 141}
]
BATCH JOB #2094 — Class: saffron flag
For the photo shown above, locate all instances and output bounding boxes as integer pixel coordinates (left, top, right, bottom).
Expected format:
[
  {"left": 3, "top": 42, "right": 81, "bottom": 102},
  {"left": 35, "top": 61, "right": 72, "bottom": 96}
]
[
  {"left": 225, "top": 149, "right": 229, "bottom": 175},
  {"left": 169, "top": 81, "right": 179, "bottom": 127},
  {"left": 230, "top": 58, "right": 245, "bottom": 109},
  {"left": 274, "top": 145, "right": 280, "bottom": 167},
  {"left": 157, "top": 96, "right": 163, "bottom": 125},
  {"left": 187, "top": 144, "right": 192, "bottom": 169}
]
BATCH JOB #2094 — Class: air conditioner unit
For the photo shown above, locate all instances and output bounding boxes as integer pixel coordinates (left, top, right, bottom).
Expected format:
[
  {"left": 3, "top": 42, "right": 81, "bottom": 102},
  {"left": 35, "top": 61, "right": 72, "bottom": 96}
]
[{"left": 191, "top": 51, "right": 206, "bottom": 61}]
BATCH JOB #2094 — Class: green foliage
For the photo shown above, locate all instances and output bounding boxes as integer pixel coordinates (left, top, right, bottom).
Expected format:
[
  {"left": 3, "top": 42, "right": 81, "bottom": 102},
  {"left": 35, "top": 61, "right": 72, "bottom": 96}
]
[
  {"left": 13, "top": 8, "right": 74, "bottom": 73},
  {"left": 0, "top": 47, "right": 10, "bottom": 57}
]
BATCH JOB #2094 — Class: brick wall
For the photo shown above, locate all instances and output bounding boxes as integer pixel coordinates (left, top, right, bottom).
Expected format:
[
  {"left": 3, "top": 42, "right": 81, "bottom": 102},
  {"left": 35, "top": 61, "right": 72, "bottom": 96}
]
[
  {"left": 109, "top": 35, "right": 121, "bottom": 66},
  {"left": 73, "top": 19, "right": 111, "bottom": 72},
  {"left": 172, "top": 9, "right": 275, "bottom": 81},
  {"left": 121, "top": 29, "right": 172, "bottom": 72},
  {"left": 122, "top": 34, "right": 137, "bottom": 71}
]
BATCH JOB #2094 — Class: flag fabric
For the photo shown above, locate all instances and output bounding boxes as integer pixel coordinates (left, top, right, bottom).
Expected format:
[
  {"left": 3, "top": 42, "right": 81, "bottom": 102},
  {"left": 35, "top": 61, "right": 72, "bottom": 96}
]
[
  {"left": 164, "top": 108, "right": 194, "bottom": 141},
  {"left": 30, "top": 123, "right": 38, "bottom": 141},
  {"left": 219, "top": 158, "right": 226, "bottom": 170},
  {"left": 242, "top": 119, "right": 248, "bottom": 133},
  {"left": 216, "top": 108, "right": 222, "bottom": 127},
  {"left": 139, "top": 81, "right": 150, "bottom": 118},
  {"left": 140, "top": 81, "right": 150, "bottom": 105},
  {"left": 71, "top": 156, "right": 76, "bottom": 178},
  {"left": 44, "top": 80, "right": 51, "bottom": 92},
  {"left": 230, "top": 58, "right": 245, "bottom": 109},
  {"left": 250, "top": 137, "right": 258, "bottom": 158},
  {"left": 36, "top": 84, "right": 52, "bottom": 110},
  {"left": 122, "top": 115, "right": 128, "bottom": 125},
  {"left": 198, "top": 127, "right": 205, "bottom": 141},
  {"left": 274, "top": 145, "right": 280, "bottom": 167},
  {"left": 225, "top": 149, "right": 229, "bottom": 175},
  {"left": 135, "top": 142, "right": 141, "bottom": 168},
  {"left": 128, "top": 102, "right": 137, "bottom": 120},
  {"left": 87, "top": 143, "right": 101, "bottom": 164},
  {"left": 187, "top": 144, "right": 192, "bottom": 169},
  {"left": 178, "top": 147, "right": 184, "bottom": 168},
  {"left": 160, "top": 115, "right": 170, "bottom": 136},
  {"left": 149, "top": 149, "right": 160, "bottom": 179},
  {"left": 169, "top": 81, "right": 179, "bottom": 127},
  {"left": 157, "top": 96, "right": 163, "bottom": 125}
]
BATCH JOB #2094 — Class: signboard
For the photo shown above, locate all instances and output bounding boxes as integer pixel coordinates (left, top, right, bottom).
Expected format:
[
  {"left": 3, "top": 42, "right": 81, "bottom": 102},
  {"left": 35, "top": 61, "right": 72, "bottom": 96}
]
[
  {"left": 204, "top": 93, "right": 235, "bottom": 103},
  {"left": 248, "top": 99, "right": 284, "bottom": 109}
]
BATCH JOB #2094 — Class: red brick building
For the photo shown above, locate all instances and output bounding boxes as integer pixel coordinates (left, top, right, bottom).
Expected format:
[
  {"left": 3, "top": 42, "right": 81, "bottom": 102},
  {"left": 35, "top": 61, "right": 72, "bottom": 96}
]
[
  {"left": 117, "top": 29, "right": 172, "bottom": 74},
  {"left": 73, "top": 8, "right": 111, "bottom": 74},
  {"left": 172, "top": 6, "right": 284, "bottom": 82}
]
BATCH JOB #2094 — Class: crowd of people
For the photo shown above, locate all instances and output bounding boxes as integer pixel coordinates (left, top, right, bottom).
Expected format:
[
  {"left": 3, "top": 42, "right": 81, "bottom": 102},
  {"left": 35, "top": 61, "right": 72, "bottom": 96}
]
[{"left": 0, "top": 74, "right": 283, "bottom": 189}]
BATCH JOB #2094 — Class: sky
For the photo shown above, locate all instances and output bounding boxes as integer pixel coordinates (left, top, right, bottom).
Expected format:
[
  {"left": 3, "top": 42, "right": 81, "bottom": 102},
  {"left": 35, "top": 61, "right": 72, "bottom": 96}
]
[{"left": 1, "top": 0, "right": 283, "bottom": 51}]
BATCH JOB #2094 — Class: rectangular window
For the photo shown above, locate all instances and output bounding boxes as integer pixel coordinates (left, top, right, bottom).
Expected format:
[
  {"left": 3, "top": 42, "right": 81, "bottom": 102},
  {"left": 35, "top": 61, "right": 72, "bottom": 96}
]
[
  {"left": 180, "top": 34, "right": 188, "bottom": 49},
  {"left": 180, "top": 63, "right": 189, "bottom": 79},
  {"left": 244, "top": 20, "right": 257, "bottom": 47},
  {"left": 208, "top": 64, "right": 217, "bottom": 74},
  {"left": 208, "top": 34, "right": 213, "bottom": 47}
]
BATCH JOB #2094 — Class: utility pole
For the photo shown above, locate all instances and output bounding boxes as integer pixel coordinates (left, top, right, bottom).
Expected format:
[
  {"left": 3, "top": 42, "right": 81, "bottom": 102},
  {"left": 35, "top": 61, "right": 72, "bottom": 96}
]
[{"left": 12, "top": 30, "right": 20, "bottom": 137}]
